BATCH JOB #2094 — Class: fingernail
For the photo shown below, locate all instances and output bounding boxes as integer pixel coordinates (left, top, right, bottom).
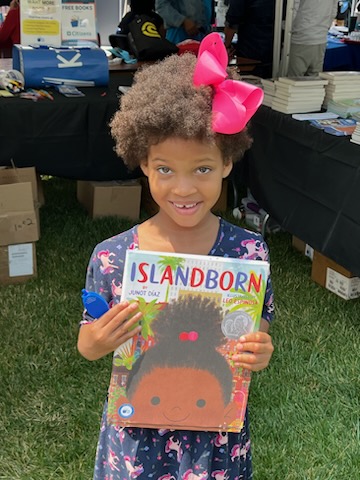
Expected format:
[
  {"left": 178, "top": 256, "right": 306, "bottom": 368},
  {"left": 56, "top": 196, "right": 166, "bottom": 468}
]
[{"left": 240, "top": 336, "right": 246, "bottom": 342}]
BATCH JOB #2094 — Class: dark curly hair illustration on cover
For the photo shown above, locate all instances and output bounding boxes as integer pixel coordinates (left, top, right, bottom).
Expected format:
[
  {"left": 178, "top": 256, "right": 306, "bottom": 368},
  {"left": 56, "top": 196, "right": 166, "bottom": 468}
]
[{"left": 115, "top": 295, "right": 237, "bottom": 430}]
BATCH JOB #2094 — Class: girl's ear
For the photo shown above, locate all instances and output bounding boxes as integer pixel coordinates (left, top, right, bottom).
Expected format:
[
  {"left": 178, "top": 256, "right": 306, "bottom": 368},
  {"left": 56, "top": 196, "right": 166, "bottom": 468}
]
[
  {"left": 222, "top": 161, "right": 233, "bottom": 179},
  {"left": 140, "top": 161, "right": 149, "bottom": 177}
]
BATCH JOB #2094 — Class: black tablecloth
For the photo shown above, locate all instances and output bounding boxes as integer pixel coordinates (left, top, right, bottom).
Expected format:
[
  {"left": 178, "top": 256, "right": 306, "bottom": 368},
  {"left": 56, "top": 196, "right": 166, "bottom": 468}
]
[
  {"left": 0, "top": 73, "right": 141, "bottom": 180},
  {"left": 2, "top": 72, "right": 360, "bottom": 275},
  {"left": 243, "top": 106, "right": 360, "bottom": 276}
]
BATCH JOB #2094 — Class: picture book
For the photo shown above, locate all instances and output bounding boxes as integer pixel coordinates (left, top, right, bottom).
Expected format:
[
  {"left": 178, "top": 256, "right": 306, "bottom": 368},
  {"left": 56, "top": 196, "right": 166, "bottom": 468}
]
[
  {"left": 107, "top": 249, "right": 270, "bottom": 432},
  {"left": 309, "top": 117, "right": 357, "bottom": 136}
]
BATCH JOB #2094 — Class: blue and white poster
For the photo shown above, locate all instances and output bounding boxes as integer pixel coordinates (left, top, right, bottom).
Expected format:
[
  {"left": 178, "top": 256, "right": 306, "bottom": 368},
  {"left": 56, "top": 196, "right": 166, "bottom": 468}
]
[{"left": 61, "top": 1, "right": 97, "bottom": 46}]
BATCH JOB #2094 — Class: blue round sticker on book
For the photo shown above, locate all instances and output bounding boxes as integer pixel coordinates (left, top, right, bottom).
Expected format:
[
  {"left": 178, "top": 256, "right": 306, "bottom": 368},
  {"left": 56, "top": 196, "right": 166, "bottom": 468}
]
[{"left": 118, "top": 403, "right": 134, "bottom": 419}]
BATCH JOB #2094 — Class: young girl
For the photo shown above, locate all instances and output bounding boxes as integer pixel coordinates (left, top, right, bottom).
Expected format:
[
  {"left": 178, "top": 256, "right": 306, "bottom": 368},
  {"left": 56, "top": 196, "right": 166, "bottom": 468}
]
[{"left": 78, "top": 32, "right": 274, "bottom": 480}]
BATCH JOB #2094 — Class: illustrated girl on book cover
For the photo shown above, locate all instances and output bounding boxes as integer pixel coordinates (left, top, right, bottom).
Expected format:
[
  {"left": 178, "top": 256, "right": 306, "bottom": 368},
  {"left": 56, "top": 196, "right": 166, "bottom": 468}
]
[{"left": 112, "top": 295, "right": 241, "bottom": 431}]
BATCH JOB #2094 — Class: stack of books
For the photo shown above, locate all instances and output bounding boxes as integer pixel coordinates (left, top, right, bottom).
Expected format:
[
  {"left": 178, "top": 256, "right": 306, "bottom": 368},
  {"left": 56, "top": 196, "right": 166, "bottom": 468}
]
[
  {"left": 271, "top": 77, "right": 328, "bottom": 114},
  {"left": 260, "top": 78, "right": 276, "bottom": 107},
  {"left": 350, "top": 122, "right": 360, "bottom": 145},
  {"left": 325, "top": 98, "right": 360, "bottom": 118},
  {"left": 351, "top": 111, "right": 360, "bottom": 122},
  {"left": 319, "top": 71, "right": 360, "bottom": 106}
]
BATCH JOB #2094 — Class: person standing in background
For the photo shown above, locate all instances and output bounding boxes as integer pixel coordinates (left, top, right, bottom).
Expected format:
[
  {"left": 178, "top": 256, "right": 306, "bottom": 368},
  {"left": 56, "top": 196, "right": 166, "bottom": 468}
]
[
  {"left": 155, "top": 0, "right": 214, "bottom": 44},
  {"left": 0, "top": 0, "right": 19, "bottom": 56},
  {"left": 224, "top": 0, "right": 275, "bottom": 78},
  {"left": 287, "top": 0, "right": 339, "bottom": 76},
  {"left": 117, "top": 0, "right": 165, "bottom": 38}
]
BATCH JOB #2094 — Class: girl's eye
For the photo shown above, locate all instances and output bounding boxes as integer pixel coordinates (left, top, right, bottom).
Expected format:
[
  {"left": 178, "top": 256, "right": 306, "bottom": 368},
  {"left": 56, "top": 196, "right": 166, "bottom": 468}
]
[
  {"left": 157, "top": 166, "right": 172, "bottom": 174},
  {"left": 197, "top": 167, "right": 211, "bottom": 174}
]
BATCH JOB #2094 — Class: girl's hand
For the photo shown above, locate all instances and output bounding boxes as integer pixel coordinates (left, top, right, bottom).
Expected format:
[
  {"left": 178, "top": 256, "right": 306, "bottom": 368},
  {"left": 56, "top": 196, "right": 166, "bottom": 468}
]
[
  {"left": 232, "top": 331, "right": 274, "bottom": 372},
  {"left": 78, "top": 301, "right": 142, "bottom": 361}
]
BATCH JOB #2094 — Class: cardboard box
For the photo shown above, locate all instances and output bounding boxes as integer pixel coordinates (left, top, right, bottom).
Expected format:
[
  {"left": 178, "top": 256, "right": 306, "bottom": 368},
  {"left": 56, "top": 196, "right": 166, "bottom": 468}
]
[
  {"left": 292, "top": 236, "right": 314, "bottom": 261},
  {"left": 0, "top": 182, "right": 40, "bottom": 246},
  {"left": 311, "top": 251, "right": 360, "bottom": 300},
  {"left": 140, "top": 177, "right": 228, "bottom": 216},
  {"left": 77, "top": 180, "right": 142, "bottom": 220},
  {"left": 0, "top": 242, "right": 37, "bottom": 285},
  {"left": 0, "top": 166, "right": 43, "bottom": 207}
]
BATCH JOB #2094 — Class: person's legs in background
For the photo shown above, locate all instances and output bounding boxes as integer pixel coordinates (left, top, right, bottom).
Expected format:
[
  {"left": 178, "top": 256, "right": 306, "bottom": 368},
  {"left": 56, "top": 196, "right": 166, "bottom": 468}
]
[
  {"left": 287, "top": 43, "right": 310, "bottom": 76},
  {"left": 288, "top": 44, "right": 327, "bottom": 76},
  {"left": 307, "top": 43, "right": 327, "bottom": 76}
]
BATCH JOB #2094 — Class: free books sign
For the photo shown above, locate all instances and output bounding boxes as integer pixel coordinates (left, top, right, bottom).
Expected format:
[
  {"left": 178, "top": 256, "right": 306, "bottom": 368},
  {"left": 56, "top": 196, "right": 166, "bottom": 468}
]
[
  {"left": 20, "top": 1, "right": 97, "bottom": 47},
  {"left": 61, "top": 1, "right": 97, "bottom": 44}
]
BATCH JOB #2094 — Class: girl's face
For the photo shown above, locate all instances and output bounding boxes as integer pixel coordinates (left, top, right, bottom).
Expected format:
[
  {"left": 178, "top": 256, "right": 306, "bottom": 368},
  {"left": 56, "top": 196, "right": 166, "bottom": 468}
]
[
  {"left": 141, "top": 138, "right": 232, "bottom": 229},
  {"left": 129, "top": 367, "right": 227, "bottom": 428}
]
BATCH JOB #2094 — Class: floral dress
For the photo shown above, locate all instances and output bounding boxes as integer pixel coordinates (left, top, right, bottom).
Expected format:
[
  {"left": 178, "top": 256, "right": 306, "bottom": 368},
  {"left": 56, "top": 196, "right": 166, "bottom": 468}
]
[{"left": 82, "top": 218, "right": 274, "bottom": 480}]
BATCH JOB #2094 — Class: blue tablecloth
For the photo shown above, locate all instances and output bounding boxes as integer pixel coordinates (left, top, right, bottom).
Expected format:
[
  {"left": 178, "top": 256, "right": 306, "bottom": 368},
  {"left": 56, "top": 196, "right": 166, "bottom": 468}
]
[{"left": 324, "top": 35, "right": 360, "bottom": 71}]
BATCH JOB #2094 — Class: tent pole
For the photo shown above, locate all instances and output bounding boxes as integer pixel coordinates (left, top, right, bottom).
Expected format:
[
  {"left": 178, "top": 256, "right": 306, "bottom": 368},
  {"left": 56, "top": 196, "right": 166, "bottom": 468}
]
[
  {"left": 272, "top": 0, "right": 284, "bottom": 78},
  {"left": 279, "top": 0, "right": 295, "bottom": 77}
]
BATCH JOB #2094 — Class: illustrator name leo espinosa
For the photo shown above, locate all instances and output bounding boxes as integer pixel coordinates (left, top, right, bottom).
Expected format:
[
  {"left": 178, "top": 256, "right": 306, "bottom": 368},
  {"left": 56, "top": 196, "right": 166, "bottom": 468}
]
[{"left": 129, "top": 261, "right": 265, "bottom": 293}]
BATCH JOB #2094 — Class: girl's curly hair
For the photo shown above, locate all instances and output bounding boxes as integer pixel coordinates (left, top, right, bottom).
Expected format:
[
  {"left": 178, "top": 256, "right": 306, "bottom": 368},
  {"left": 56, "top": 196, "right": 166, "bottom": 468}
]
[{"left": 110, "top": 53, "right": 253, "bottom": 170}]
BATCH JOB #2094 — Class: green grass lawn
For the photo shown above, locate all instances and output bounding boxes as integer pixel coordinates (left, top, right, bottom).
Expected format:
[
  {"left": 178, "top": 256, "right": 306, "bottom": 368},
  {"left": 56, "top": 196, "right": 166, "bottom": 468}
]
[{"left": 0, "top": 178, "right": 359, "bottom": 480}]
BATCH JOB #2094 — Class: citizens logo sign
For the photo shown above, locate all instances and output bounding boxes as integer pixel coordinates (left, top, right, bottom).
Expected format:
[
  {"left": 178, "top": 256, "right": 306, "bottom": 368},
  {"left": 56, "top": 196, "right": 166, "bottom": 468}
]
[{"left": 141, "top": 21, "right": 160, "bottom": 38}]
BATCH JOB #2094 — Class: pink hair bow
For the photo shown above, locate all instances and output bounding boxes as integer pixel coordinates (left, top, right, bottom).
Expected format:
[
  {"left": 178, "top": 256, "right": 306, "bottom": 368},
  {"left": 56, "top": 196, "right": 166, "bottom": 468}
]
[{"left": 193, "top": 33, "right": 264, "bottom": 134}]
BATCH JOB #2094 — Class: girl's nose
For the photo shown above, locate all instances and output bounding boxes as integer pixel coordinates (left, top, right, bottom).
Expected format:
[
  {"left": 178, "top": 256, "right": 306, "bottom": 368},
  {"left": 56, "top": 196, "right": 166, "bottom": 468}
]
[{"left": 172, "top": 176, "right": 197, "bottom": 196}]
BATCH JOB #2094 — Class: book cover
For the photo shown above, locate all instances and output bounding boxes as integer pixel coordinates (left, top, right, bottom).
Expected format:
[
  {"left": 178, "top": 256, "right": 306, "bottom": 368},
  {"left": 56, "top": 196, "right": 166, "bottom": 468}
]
[
  {"left": 107, "top": 249, "right": 270, "bottom": 432},
  {"left": 309, "top": 118, "right": 357, "bottom": 136}
]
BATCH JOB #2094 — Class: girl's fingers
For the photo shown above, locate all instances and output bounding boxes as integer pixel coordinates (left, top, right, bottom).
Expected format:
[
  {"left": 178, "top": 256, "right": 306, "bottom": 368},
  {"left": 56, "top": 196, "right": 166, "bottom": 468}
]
[
  {"left": 236, "top": 341, "right": 274, "bottom": 355},
  {"left": 239, "top": 332, "right": 271, "bottom": 344},
  {"left": 113, "top": 311, "right": 143, "bottom": 336},
  {"left": 232, "top": 352, "right": 271, "bottom": 371},
  {"left": 99, "top": 301, "right": 137, "bottom": 327},
  {"left": 114, "top": 324, "right": 142, "bottom": 348}
]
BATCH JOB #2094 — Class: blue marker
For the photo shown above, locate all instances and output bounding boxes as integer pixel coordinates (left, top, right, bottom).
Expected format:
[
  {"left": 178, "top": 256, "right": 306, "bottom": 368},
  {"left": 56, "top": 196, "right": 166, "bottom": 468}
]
[{"left": 81, "top": 289, "right": 109, "bottom": 318}]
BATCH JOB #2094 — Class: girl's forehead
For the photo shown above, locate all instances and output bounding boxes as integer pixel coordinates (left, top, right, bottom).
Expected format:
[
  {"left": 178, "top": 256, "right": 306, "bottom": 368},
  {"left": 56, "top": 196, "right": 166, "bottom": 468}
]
[{"left": 147, "top": 137, "right": 223, "bottom": 163}]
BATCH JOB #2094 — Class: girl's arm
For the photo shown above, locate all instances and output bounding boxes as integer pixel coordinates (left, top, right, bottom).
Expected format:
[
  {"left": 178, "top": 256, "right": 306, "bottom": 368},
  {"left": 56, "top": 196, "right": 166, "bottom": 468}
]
[{"left": 78, "top": 301, "right": 142, "bottom": 361}]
